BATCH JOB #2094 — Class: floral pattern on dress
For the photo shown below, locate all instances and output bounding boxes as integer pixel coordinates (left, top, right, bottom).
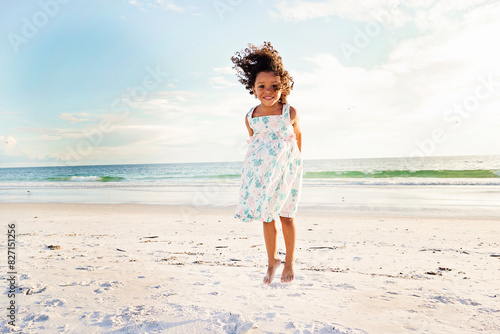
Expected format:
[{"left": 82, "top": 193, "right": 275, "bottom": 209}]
[{"left": 235, "top": 104, "right": 303, "bottom": 223}]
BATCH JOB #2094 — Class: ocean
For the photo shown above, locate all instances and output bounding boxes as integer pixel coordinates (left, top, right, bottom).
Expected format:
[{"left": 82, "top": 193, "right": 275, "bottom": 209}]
[
  {"left": 1, "top": 155, "right": 499, "bottom": 188},
  {"left": 1, "top": 155, "right": 500, "bottom": 216}
]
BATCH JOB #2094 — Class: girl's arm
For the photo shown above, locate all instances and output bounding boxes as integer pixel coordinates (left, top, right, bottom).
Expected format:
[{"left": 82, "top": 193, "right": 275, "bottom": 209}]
[
  {"left": 245, "top": 114, "right": 254, "bottom": 137},
  {"left": 290, "top": 106, "right": 302, "bottom": 152}
]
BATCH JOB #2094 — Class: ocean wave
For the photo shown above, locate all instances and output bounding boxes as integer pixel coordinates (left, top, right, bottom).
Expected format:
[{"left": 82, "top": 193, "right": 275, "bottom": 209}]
[
  {"left": 210, "top": 174, "right": 241, "bottom": 179},
  {"left": 303, "top": 179, "right": 500, "bottom": 186},
  {"left": 304, "top": 169, "right": 500, "bottom": 179},
  {"left": 46, "top": 176, "right": 124, "bottom": 182}
]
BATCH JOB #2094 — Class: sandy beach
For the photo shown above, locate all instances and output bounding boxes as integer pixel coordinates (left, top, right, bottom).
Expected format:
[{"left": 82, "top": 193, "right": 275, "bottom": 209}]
[{"left": 1, "top": 202, "right": 499, "bottom": 333}]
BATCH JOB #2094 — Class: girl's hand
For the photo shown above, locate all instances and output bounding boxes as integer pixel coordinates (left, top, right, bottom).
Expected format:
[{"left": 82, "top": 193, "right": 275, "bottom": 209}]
[{"left": 290, "top": 106, "right": 302, "bottom": 152}]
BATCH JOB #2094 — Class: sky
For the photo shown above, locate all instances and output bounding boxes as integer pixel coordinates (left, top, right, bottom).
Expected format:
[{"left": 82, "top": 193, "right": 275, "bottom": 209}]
[{"left": 1, "top": 0, "right": 500, "bottom": 167}]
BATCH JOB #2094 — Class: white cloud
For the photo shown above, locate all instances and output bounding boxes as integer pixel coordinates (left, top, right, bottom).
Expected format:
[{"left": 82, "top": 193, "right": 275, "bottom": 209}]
[
  {"left": 0, "top": 134, "right": 65, "bottom": 166},
  {"left": 207, "top": 67, "right": 240, "bottom": 90},
  {"left": 287, "top": 5, "right": 500, "bottom": 159},
  {"left": 213, "top": 66, "right": 235, "bottom": 75},
  {"left": 122, "top": 90, "right": 196, "bottom": 115},
  {"left": 411, "top": 0, "right": 494, "bottom": 33},
  {"left": 19, "top": 127, "right": 85, "bottom": 140},
  {"left": 128, "top": 0, "right": 197, "bottom": 13},
  {"left": 209, "top": 76, "right": 239, "bottom": 89},
  {"left": 271, "top": 0, "right": 407, "bottom": 26},
  {"left": 0, "top": 135, "right": 23, "bottom": 156},
  {"left": 271, "top": 0, "right": 495, "bottom": 32},
  {"left": 58, "top": 112, "right": 90, "bottom": 123}
]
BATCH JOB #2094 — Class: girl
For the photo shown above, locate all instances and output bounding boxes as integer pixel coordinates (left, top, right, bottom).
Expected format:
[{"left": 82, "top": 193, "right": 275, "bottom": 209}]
[{"left": 232, "top": 42, "right": 303, "bottom": 285}]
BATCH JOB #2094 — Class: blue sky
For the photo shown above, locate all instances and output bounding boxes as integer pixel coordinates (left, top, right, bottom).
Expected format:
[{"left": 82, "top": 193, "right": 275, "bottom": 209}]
[{"left": 1, "top": 0, "right": 500, "bottom": 167}]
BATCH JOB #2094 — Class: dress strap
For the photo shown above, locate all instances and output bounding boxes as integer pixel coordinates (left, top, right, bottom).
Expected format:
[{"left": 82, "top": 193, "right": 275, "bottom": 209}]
[{"left": 246, "top": 106, "right": 256, "bottom": 129}]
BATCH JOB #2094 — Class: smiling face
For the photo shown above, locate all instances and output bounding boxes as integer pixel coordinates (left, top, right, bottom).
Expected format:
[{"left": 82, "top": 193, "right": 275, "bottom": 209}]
[{"left": 252, "top": 71, "right": 282, "bottom": 107}]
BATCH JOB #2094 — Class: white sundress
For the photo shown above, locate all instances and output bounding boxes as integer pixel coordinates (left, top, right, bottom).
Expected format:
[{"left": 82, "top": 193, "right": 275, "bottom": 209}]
[{"left": 234, "top": 103, "right": 303, "bottom": 223}]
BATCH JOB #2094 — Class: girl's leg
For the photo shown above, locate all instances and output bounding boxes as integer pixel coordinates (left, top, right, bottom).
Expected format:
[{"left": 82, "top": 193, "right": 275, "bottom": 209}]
[
  {"left": 279, "top": 216, "right": 296, "bottom": 283},
  {"left": 263, "top": 220, "right": 281, "bottom": 285}
]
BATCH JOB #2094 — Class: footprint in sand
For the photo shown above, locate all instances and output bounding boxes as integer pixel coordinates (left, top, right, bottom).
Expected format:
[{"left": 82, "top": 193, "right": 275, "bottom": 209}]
[
  {"left": 43, "top": 298, "right": 65, "bottom": 307},
  {"left": 93, "top": 281, "right": 124, "bottom": 293},
  {"left": 24, "top": 314, "right": 49, "bottom": 322},
  {"left": 21, "top": 284, "right": 47, "bottom": 295},
  {"left": 287, "top": 321, "right": 351, "bottom": 333},
  {"left": 458, "top": 298, "right": 481, "bottom": 306},
  {"left": 76, "top": 265, "right": 102, "bottom": 271},
  {"left": 287, "top": 292, "right": 303, "bottom": 297},
  {"left": 60, "top": 280, "right": 96, "bottom": 287},
  {"left": 216, "top": 312, "right": 255, "bottom": 333},
  {"left": 335, "top": 283, "right": 356, "bottom": 290}
]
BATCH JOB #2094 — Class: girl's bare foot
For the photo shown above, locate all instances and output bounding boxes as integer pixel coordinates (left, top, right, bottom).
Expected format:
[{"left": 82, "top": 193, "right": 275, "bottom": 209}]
[
  {"left": 281, "top": 262, "right": 294, "bottom": 283},
  {"left": 263, "top": 258, "right": 282, "bottom": 286}
]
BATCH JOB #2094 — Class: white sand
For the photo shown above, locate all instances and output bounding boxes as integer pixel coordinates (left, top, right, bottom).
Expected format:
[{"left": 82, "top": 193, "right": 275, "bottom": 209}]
[{"left": 1, "top": 203, "right": 499, "bottom": 333}]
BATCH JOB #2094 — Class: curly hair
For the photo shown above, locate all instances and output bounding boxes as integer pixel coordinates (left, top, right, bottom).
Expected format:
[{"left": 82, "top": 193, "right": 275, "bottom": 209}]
[{"left": 231, "top": 42, "right": 294, "bottom": 104}]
